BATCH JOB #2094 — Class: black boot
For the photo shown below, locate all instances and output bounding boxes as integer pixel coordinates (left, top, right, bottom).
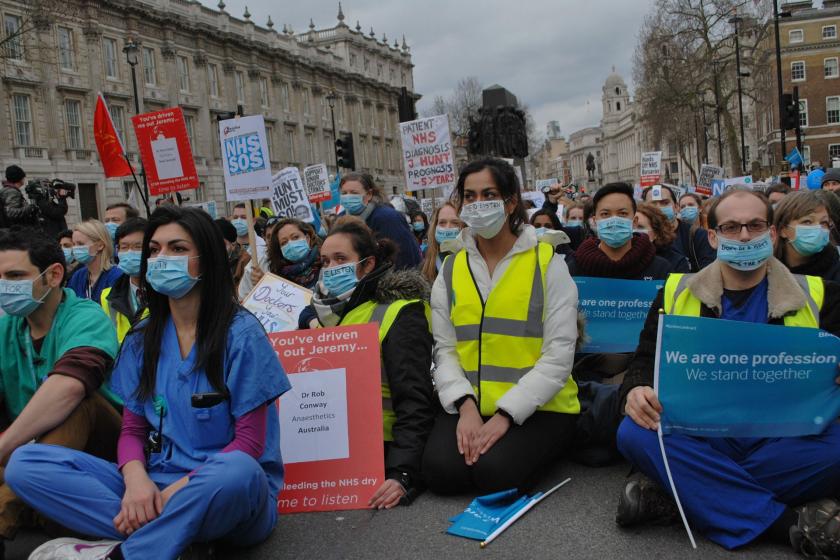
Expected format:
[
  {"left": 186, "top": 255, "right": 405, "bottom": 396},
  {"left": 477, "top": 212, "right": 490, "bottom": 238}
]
[
  {"left": 790, "top": 498, "right": 840, "bottom": 558},
  {"left": 616, "top": 471, "right": 679, "bottom": 527}
]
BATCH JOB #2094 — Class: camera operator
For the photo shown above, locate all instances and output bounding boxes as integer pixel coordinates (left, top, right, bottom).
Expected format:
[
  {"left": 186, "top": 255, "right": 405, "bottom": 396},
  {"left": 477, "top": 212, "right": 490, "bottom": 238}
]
[
  {"left": 27, "top": 178, "right": 71, "bottom": 240},
  {"left": 0, "top": 165, "right": 39, "bottom": 231}
]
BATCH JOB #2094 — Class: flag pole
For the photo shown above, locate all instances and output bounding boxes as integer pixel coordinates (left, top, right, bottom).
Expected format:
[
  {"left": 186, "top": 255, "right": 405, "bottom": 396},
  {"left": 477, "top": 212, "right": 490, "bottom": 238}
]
[
  {"left": 479, "top": 478, "right": 571, "bottom": 548},
  {"left": 124, "top": 154, "right": 150, "bottom": 216}
]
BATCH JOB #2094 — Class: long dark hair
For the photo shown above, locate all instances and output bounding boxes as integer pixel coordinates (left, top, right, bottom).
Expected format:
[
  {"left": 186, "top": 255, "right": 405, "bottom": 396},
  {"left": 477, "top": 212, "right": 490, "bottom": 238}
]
[
  {"left": 134, "top": 206, "right": 238, "bottom": 400},
  {"left": 453, "top": 157, "right": 527, "bottom": 234}
]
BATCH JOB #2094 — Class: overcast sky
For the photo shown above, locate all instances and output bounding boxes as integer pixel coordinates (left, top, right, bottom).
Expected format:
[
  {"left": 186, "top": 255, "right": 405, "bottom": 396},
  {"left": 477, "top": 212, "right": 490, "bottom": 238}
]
[{"left": 198, "top": 0, "right": 652, "bottom": 140}]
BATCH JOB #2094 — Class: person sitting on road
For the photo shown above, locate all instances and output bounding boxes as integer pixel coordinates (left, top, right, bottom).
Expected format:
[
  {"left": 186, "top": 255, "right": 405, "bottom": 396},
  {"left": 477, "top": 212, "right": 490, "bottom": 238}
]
[
  {"left": 635, "top": 202, "right": 690, "bottom": 274},
  {"left": 616, "top": 188, "right": 840, "bottom": 556},
  {"left": 249, "top": 218, "right": 322, "bottom": 291},
  {"left": 422, "top": 157, "right": 580, "bottom": 494},
  {"left": 101, "top": 218, "right": 148, "bottom": 342},
  {"left": 67, "top": 220, "right": 123, "bottom": 303},
  {"left": 420, "top": 202, "right": 464, "bottom": 284},
  {"left": 642, "top": 185, "right": 715, "bottom": 272}
]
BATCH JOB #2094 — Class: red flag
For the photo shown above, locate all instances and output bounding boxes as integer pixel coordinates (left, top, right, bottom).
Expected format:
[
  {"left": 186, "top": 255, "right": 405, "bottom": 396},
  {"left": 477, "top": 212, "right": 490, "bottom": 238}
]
[{"left": 94, "top": 93, "right": 133, "bottom": 178}]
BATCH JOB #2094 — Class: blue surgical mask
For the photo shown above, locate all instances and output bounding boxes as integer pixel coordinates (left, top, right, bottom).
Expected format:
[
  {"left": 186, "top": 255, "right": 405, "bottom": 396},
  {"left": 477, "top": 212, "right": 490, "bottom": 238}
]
[
  {"left": 716, "top": 231, "right": 773, "bottom": 271},
  {"left": 320, "top": 258, "right": 368, "bottom": 297},
  {"left": 145, "top": 255, "right": 200, "bottom": 299},
  {"left": 231, "top": 219, "right": 249, "bottom": 238},
  {"left": 791, "top": 225, "right": 830, "bottom": 256},
  {"left": 565, "top": 219, "right": 583, "bottom": 228},
  {"left": 435, "top": 227, "right": 460, "bottom": 244},
  {"left": 340, "top": 194, "right": 366, "bottom": 216},
  {"left": 105, "top": 221, "right": 119, "bottom": 240},
  {"left": 281, "top": 239, "right": 311, "bottom": 263},
  {"left": 661, "top": 206, "right": 676, "bottom": 221},
  {"left": 412, "top": 222, "right": 425, "bottom": 233},
  {"left": 596, "top": 217, "right": 634, "bottom": 248},
  {"left": 679, "top": 206, "right": 699, "bottom": 224},
  {"left": 118, "top": 250, "right": 142, "bottom": 277},
  {"left": 534, "top": 227, "right": 548, "bottom": 237},
  {"left": 72, "top": 245, "right": 95, "bottom": 265},
  {"left": 0, "top": 269, "right": 51, "bottom": 317},
  {"left": 62, "top": 248, "right": 74, "bottom": 264}
]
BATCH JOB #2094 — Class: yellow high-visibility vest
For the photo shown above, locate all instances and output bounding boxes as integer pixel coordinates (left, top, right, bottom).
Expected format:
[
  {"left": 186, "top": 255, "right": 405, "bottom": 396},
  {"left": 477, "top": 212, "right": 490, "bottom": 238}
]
[
  {"left": 340, "top": 298, "right": 431, "bottom": 442},
  {"left": 100, "top": 287, "right": 148, "bottom": 343},
  {"left": 663, "top": 273, "right": 823, "bottom": 327},
  {"left": 442, "top": 243, "right": 580, "bottom": 416}
]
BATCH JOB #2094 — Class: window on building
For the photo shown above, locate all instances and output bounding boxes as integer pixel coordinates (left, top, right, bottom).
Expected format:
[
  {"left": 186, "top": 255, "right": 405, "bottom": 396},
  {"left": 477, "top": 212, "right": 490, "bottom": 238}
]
[
  {"left": 65, "top": 99, "right": 83, "bottom": 149},
  {"left": 337, "top": 99, "right": 345, "bottom": 123},
  {"left": 744, "top": 145, "right": 751, "bottom": 163},
  {"left": 142, "top": 47, "right": 156, "bottom": 86},
  {"left": 401, "top": 71, "right": 406, "bottom": 86},
  {"left": 265, "top": 125, "right": 274, "bottom": 160},
  {"left": 235, "top": 71, "right": 245, "bottom": 104},
  {"left": 370, "top": 106, "right": 376, "bottom": 130},
  {"left": 829, "top": 144, "right": 840, "bottom": 163},
  {"left": 3, "top": 15, "right": 23, "bottom": 60},
  {"left": 789, "top": 29, "right": 804, "bottom": 43},
  {"left": 377, "top": 63, "right": 383, "bottom": 77},
  {"left": 286, "top": 127, "right": 297, "bottom": 161},
  {"left": 259, "top": 77, "right": 270, "bottom": 107},
  {"left": 791, "top": 61, "right": 806, "bottom": 81},
  {"left": 184, "top": 114, "right": 196, "bottom": 151},
  {"left": 824, "top": 25, "right": 837, "bottom": 40},
  {"left": 802, "top": 145, "right": 811, "bottom": 165},
  {"left": 359, "top": 137, "right": 367, "bottom": 166},
  {"left": 799, "top": 99, "right": 808, "bottom": 127},
  {"left": 356, "top": 103, "right": 363, "bottom": 127},
  {"left": 58, "top": 27, "right": 75, "bottom": 70},
  {"left": 826, "top": 58, "right": 839, "bottom": 79},
  {"left": 349, "top": 53, "right": 357, "bottom": 67},
  {"left": 364, "top": 57, "right": 370, "bottom": 72},
  {"left": 208, "top": 64, "right": 220, "bottom": 97},
  {"left": 280, "top": 83, "right": 290, "bottom": 111},
  {"left": 103, "top": 38, "right": 119, "bottom": 78},
  {"left": 303, "top": 89, "right": 311, "bottom": 115},
  {"left": 110, "top": 105, "right": 126, "bottom": 146},
  {"left": 669, "top": 161, "right": 679, "bottom": 175},
  {"left": 373, "top": 141, "right": 381, "bottom": 169},
  {"left": 12, "top": 94, "right": 32, "bottom": 146},
  {"left": 305, "top": 132, "right": 315, "bottom": 163},
  {"left": 177, "top": 56, "right": 190, "bottom": 92},
  {"left": 828, "top": 96, "right": 840, "bottom": 124}
]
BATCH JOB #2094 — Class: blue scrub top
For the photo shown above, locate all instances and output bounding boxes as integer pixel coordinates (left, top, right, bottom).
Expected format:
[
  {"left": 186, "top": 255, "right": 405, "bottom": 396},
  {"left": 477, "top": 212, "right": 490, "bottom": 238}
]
[
  {"left": 112, "top": 310, "right": 290, "bottom": 498},
  {"left": 67, "top": 266, "right": 123, "bottom": 303}
]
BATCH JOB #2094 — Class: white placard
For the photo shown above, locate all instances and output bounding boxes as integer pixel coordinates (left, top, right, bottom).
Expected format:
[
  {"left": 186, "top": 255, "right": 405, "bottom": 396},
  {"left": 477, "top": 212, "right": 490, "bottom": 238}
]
[
  {"left": 535, "top": 178, "right": 558, "bottom": 190},
  {"left": 151, "top": 135, "right": 183, "bottom": 180},
  {"left": 219, "top": 115, "right": 273, "bottom": 201},
  {"left": 399, "top": 115, "right": 456, "bottom": 192},
  {"left": 303, "top": 163, "right": 331, "bottom": 202},
  {"left": 279, "top": 368, "right": 350, "bottom": 464},
  {"left": 242, "top": 272, "right": 313, "bottom": 333},
  {"left": 420, "top": 197, "right": 447, "bottom": 217},
  {"left": 641, "top": 152, "right": 662, "bottom": 179},
  {"left": 271, "top": 167, "right": 314, "bottom": 223},
  {"left": 522, "top": 191, "right": 546, "bottom": 208},
  {"left": 185, "top": 200, "right": 218, "bottom": 219}
]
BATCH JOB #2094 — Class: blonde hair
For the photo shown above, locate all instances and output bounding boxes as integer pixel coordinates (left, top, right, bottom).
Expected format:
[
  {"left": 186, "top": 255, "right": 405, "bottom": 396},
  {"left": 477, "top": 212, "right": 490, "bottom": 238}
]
[
  {"left": 420, "top": 202, "right": 461, "bottom": 283},
  {"left": 73, "top": 219, "right": 114, "bottom": 272}
]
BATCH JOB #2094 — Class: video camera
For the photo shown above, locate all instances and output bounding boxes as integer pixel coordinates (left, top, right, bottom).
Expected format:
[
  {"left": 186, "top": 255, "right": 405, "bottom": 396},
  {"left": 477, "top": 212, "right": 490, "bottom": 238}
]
[{"left": 25, "top": 178, "right": 76, "bottom": 200}]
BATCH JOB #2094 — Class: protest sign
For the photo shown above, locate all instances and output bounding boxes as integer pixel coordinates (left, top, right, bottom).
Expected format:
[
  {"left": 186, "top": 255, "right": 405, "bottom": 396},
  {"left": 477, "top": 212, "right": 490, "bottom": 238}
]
[
  {"left": 303, "top": 163, "right": 331, "bottom": 203},
  {"left": 575, "top": 277, "right": 662, "bottom": 353},
  {"left": 696, "top": 164, "right": 724, "bottom": 196},
  {"left": 656, "top": 315, "right": 840, "bottom": 438},
  {"left": 712, "top": 175, "right": 754, "bottom": 196},
  {"left": 185, "top": 200, "right": 218, "bottom": 219},
  {"left": 322, "top": 173, "right": 342, "bottom": 212},
  {"left": 420, "top": 197, "right": 447, "bottom": 217},
  {"left": 535, "top": 178, "right": 558, "bottom": 191},
  {"left": 269, "top": 323, "right": 384, "bottom": 513},
  {"left": 271, "top": 167, "right": 314, "bottom": 223},
  {"left": 131, "top": 107, "right": 198, "bottom": 196},
  {"left": 640, "top": 151, "right": 662, "bottom": 187},
  {"left": 521, "top": 191, "right": 546, "bottom": 208},
  {"left": 218, "top": 114, "right": 273, "bottom": 201},
  {"left": 242, "top": 272, "right": 312, "bottom": 333},
  {"left": 400, "top": 115, "right": 456, "bottom": 192}
]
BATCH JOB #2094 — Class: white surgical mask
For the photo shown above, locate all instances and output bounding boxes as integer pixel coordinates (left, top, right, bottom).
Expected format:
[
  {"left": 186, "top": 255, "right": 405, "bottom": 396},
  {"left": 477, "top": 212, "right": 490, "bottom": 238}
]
[{"left": 460, "top": 200, "right": 507, "bottom": 239}]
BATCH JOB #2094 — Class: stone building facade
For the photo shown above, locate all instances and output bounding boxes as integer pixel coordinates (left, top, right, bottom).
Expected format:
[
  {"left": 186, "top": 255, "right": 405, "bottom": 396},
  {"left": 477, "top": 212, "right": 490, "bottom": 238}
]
[{"left": 0, "top": 0, "right": 417, "bottom": 223}]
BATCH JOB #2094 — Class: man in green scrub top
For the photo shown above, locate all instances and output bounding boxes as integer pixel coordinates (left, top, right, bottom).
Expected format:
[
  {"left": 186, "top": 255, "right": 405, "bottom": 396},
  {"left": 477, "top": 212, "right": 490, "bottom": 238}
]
[{"left": 0, "top": 230, "right": 121, "bottom": 557}]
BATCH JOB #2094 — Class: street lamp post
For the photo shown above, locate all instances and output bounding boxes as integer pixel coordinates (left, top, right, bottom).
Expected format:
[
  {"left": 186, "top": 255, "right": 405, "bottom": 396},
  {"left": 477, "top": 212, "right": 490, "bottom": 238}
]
[
  {"left": 712, "top": 59, "right": 724, "bottom": 168},
  {"left": 122, "top": 39, "right": 151, "bottom": 215},
  {"left": 773, "top": 0, "right": 787, "bottom": 164},
  {"left": 730, "top": 16, "right": 748, "bottom": 175},
  {"left": 326, "top": 90, "right": 339, "bottom": 169}
]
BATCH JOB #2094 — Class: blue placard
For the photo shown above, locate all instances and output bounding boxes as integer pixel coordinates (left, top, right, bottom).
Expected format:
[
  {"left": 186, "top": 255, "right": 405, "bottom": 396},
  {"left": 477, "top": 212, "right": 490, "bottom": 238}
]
[
  {"left": 574, "top": 277, "right": 662, "bottom": 353},
  {"left": 657, "top": 314, "right": 840, "bottom": 438}
]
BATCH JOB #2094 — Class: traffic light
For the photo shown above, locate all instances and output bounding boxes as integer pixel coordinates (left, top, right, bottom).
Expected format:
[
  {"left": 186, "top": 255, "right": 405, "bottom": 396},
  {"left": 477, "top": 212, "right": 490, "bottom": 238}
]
[
  {"left": 335, "top": 133, "right": 355, "bottom": 170},
  {"left": 781, "top": 93, "right": 800, "bottom": 131}
]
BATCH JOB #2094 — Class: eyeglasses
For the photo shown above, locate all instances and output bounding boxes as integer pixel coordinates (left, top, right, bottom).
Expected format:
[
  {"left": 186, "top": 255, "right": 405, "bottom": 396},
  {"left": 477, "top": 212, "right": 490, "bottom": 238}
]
[{"left": 716, "top": 221, "right": 770, "bottom": 236}]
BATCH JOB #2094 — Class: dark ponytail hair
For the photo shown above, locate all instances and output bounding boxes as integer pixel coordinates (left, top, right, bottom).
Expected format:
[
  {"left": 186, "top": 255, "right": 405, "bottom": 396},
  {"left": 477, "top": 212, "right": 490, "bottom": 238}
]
[
  {"left": 453, "top": 157, "right": 528, "bottom": 234},
  {"left": 132, "top": 206, "right": 238, "bottom": 400},
  {"left": 327, "top": 216, "right": 396, "bottom": 269}
]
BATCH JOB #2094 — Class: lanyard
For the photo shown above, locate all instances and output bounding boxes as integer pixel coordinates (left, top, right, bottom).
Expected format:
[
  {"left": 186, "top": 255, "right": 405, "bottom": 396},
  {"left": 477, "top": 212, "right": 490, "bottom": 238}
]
[{"left": 19, "top": 325, "right": 42, "bottom": 388}]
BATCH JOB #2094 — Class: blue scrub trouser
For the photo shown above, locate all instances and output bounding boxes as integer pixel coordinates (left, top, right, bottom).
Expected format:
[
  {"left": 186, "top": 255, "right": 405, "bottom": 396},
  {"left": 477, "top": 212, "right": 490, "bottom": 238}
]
[
  {"left": 5, "top": 444, "right": 277, "bottom": 560},
  {"left": 617, "top": 417, "right": 840, "bottom": 550}
]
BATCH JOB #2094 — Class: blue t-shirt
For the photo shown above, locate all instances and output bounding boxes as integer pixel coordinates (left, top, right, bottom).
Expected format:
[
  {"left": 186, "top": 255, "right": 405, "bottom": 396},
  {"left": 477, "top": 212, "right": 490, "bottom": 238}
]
[
  {"left": 67, "top": 266, "right": 123, "bottom": 303},
  {"left": 111, "top": 310, "right": 291, "bottom": 497},
  {"left": 721, "top": 277, "right": 769, "bottom": 323}
]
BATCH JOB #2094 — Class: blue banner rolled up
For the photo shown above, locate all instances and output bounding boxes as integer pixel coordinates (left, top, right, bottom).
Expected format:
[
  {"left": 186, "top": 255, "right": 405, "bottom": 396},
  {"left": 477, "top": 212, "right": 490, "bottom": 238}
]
[
  {"left": 574, "top": 277, "right": 662, "bottom": 353},
  {"left": 447, "top": 489, "right": 532, "bottom": 541},
  {"left": 656, "top": 315, "right": 840, "bottom": 438}
]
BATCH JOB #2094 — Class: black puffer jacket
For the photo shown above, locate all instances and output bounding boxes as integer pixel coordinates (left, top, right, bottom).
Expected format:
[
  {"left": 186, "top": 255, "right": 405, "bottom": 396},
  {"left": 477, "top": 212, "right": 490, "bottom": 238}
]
[
  {"left": 786, "top": 245, "right": 840, "bottom": 283},
  {"left": 0, "top": 183, "right": 39, "bottom": 230},
  {"left": 306, "top": 264, "right": 437, "bottom": 493}
]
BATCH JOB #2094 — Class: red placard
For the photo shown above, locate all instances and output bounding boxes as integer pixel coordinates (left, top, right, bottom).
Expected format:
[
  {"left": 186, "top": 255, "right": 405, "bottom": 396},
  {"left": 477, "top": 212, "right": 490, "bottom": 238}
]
[
  {"left": 269, "top": 324, "right": 384, "bottom": 513},
  {"left": 640, "top": 175, "right": 660, "bottom": 187},
  {"left": 131, "top": 107, "right": 198, "bottom": 196}
]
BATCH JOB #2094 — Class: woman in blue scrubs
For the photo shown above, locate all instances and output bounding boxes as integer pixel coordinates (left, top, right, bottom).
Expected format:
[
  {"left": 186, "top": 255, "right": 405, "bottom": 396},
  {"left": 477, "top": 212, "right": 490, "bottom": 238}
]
[{"left": 6, "top": 206, "right": 290, "bottom": 560}]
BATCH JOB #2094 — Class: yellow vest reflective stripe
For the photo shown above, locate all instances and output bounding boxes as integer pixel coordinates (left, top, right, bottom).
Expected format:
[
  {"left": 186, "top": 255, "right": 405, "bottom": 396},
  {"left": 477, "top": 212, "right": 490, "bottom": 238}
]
[
  {"left": 663, "top": 273, "right": 823, "bottom": 327},
  {"left": 100, "top": 287, "right": 134, "bottom": 343},
  {"left": 339, "top": 298, "right": 431, "bottom": 442},
  {"left": 443, "top": 243, "right": 580, "bottom": 416}
]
